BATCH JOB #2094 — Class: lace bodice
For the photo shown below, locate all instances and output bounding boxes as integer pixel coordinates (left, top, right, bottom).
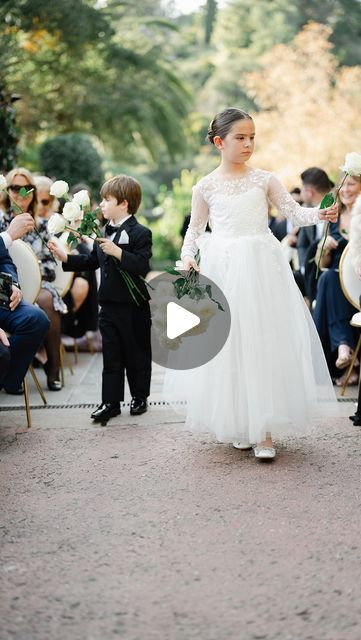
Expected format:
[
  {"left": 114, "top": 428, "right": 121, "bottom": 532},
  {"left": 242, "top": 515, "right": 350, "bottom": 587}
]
[{"left": 181, "top": 168, "right": 321, "bottom": 259}]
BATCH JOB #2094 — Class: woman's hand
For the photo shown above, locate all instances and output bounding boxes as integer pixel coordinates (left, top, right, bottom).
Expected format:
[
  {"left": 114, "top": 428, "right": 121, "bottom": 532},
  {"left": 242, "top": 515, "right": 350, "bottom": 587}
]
[
  {"left": 97, "top": 238, "right": 122, "bottom": 260},
  {"left": 181, "top": 256, "right": 200, "bottom": 272},
  {"left": 318, "top": 202, "right": 339, "bottom": 223},
  {"left": 0, "top": 328, "right": 10, "bottom": 346},
  {"left": 9, "top": 285, "right": 23, "bottom": 311},
  {"left": 48, "top": 240, "right": 67, "bottom": 262},
  {"left": 323, "top": 235, "right": 339, "bottom": 252}
]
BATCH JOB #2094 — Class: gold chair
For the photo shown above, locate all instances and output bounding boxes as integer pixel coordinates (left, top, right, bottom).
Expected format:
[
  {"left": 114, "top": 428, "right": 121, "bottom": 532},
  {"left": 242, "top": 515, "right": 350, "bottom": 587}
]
[
  {"left": 8, "top": 239, "right": 47, "bottom": 427},
  {"left": 338, "top": 244, "right": 361, "bottom": 396}
]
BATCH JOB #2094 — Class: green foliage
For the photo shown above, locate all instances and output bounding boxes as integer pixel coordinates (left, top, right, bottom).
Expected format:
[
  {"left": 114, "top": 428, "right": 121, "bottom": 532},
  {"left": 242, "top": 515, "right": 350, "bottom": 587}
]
[
  {"left": 150, "top": 169, "right": 199, "bottom": 266},
  {"left": 0, "top": 83, "right": 19, "bottom": 171},
  {"left": 39, "top": 134, "right": 104, "bottom": 194}
]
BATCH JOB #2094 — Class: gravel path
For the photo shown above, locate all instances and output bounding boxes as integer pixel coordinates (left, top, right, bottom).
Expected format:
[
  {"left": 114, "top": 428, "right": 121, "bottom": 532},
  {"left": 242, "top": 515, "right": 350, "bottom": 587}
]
[{"left": 1, "top": 405, "right": 360, "bottom": 640}]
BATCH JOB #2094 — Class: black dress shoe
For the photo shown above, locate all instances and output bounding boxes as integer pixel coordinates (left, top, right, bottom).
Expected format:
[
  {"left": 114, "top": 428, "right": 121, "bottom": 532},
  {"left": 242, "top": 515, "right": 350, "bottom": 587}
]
[
  {"left": 91, "top": 403, "right": 121, "bottom": 422},
  {"left": 47, "top": 379, "right": 62, "bottom": 391},
  {"left": 4, "top": 384, "right": 24, "bottom": 395},
  {"left": 130, "top": 397, "right": 148, "bottom": 415},
  {"left": 350, "top": 414, "right": 361, "bottom": 426}
]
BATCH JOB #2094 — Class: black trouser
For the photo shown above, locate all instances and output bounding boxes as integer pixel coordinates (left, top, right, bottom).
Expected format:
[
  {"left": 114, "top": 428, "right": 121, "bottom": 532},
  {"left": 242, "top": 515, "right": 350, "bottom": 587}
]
[
  {"left": 99, "top": 301, "right": 151, "bottom": 403},
  {"left": 0, "top": 341, "right": 11, "bottom": 384}
]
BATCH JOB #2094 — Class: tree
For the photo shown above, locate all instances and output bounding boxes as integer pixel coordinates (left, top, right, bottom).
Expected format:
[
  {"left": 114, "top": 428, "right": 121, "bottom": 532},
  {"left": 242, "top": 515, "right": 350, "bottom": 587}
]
[
  {"left": 245, "top": 23, "right": 361, "bottom": 184},
  {"left": 0, "top": 0, "right": 190, "bottom": 163},
  {"left": 39, "top": 133, "right": 104, "bottom": 193}
]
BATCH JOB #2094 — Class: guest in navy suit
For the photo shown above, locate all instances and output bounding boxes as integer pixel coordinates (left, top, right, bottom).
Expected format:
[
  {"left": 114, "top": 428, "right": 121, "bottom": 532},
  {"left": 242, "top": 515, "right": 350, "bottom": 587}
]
[{"left": 0, "top": 214, "right": 50, "bottom": 394}]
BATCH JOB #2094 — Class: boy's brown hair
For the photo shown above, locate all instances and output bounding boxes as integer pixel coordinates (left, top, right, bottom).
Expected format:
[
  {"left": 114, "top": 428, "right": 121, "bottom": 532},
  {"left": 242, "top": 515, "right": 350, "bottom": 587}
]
[{"left": 100, "top": 174, "right": 142, "bottom": 215}]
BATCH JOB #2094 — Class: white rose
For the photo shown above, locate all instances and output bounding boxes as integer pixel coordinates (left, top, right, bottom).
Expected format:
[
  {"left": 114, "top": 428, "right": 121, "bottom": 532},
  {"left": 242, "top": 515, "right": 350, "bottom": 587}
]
[
  {"left": 62, "top": 201, "right": 82, "bottom": 222},
  {"left": 0, "top": 174, "right": 7, "bottom": 191},
  {"left": 50, "top": 180, "right": 69, "bottom": 198},
  {"left": 340, "top": 152, "right": 361, "bottom": 176},
  {"left": 72, "top": 189, "right": 90, "bottom": 208},
  {"left": 47, "top": 213, "right": 67, "bottom": 235}
]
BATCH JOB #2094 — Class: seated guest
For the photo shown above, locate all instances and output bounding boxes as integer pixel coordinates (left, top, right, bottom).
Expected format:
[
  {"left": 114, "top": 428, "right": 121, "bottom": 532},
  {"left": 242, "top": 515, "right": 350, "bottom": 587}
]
[
  {"left": 0, "top": 214, "right": 50, "bottom": 394},
  {"left": 34, "top": 176, "right": 58, "bottom": 220},
  {"left": 313, "top": 174, "right": 361, "bottom": 385},
  {"left": 349, "top": 193, "right": 361, "bottom": 425},
  {"left": 298, "top": 168, "right": 334, "bottom": 306},
  {"left": 0, "top": 328, "right": 11, "bottom": 384},
  {"left": 0, "top": 168, "right": 65, "bottom": 391},
  {"left": 62, "top": 184, "right": 99, "bottom": 344}
]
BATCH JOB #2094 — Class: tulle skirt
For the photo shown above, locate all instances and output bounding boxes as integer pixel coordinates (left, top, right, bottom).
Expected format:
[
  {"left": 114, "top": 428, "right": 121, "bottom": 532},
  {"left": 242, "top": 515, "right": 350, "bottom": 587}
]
[{"left": 163, "top": 231, "right": 340, "bottom": 444}]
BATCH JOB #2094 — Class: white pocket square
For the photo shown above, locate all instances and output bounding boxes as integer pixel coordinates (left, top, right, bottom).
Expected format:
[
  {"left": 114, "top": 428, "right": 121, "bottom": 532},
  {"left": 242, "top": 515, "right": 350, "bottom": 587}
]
[{"left": 118, "top": 230, "right": 129, "bottom": 244}]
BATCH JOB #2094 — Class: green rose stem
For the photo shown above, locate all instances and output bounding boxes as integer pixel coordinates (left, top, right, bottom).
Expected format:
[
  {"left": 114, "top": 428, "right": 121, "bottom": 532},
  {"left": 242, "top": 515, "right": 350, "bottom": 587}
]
[
  {"left": 316, "top": 172, "right": 348, "bottom": 279},
  {"left": 7, "top": 188, "right": 57, "bottom": 263}
]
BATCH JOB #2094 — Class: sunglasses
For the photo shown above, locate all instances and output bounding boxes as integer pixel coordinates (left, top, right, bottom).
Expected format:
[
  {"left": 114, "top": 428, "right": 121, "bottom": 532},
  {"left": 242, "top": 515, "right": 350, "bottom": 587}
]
[
  {"left": 40, "top": 199, "right": 51, "bottom": 206},
  {"left": 9, "top": 184, "right": 34, "bottom": 194}
]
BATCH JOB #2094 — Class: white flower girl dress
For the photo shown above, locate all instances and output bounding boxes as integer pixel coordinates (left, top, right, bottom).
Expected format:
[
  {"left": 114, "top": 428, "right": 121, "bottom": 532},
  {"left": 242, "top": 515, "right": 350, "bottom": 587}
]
[{"left": 164, "top": 168, "right": 339, "bottom": 444}]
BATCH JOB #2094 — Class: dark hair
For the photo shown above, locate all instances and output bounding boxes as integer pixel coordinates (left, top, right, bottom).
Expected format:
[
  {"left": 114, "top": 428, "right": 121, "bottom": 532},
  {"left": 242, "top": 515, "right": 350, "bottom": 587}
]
[
  {"left": 100, "top": 174, "right": 142, "bottom": 215},
  {"left": 207, "top": 108, "right": 253, "bottom": 144},
  {"left": 300, "top": 167, "right": 334, "bottom": 192},
  {"left": 290, "top": 187, "right": 301, "bottom": 194}
]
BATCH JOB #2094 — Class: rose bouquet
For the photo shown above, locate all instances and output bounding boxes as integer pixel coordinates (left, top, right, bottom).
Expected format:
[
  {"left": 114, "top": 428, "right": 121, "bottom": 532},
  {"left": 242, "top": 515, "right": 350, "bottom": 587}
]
[
  {"left": 47, "top": 180, "right": 150, "bottom": 305},
  {"left": 316, "top": 152, "right": 361, "bottom": 277},
  {"left": 151, "top": 262, "right": 224, "bottom": 349}
]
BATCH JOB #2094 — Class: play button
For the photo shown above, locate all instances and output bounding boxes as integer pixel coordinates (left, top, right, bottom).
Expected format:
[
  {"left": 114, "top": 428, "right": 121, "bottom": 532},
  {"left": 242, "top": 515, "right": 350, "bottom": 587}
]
[
  {"left": 148, "top": 271, "right": 231, "bottom": 370},
  {"left": 167, "top": 302, "right": 200, "bottom": 339}
]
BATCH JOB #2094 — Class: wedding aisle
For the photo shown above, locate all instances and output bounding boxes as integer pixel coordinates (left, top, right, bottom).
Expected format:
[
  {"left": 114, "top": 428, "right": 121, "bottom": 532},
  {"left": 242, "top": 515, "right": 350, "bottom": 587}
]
[{"left": 0, "top": 353, "right": 360, "bottom": 640}]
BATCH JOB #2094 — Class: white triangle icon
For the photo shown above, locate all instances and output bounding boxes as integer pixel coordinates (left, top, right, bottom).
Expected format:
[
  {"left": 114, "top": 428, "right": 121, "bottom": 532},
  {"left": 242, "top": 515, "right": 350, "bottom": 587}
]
[{"left": 166, "top": 302, "right": 200, "bottom": 339}]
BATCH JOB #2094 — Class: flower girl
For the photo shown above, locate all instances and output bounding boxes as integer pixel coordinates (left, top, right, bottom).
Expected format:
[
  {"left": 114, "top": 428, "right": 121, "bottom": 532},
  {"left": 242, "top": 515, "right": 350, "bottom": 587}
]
[{"left": 170, "top": 108, "right": 339, "bottom": 460}]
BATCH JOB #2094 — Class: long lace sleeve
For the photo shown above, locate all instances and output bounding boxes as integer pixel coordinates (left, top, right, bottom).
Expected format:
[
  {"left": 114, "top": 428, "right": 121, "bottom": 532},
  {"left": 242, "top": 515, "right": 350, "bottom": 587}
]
[
  {"left": 267, "top": 174, "right": 321, "bottom": 227},
  {"left": 180, "top": 183, "right": 209, "bottom": 259},
  {"left": 350, "top": 194, "right": 361, "bottom": 274}
]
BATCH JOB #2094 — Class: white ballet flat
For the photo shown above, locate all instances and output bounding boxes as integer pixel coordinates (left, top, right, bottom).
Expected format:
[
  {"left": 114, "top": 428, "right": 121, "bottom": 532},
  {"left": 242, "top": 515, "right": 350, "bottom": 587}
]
[
  {"left": 253, "top": 445, "right": 276, "bottom": 460},
  {"left": 232, "top": 441, "right": 252, "bottom": 450}
]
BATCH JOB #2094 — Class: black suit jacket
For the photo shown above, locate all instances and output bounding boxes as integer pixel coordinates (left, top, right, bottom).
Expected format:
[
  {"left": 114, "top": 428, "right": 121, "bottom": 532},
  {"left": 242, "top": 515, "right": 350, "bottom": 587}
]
[
  {"left": 63, "top": 216, "right": 152, "bottom": 305},
  {"left": 0, "top": 236, "right": 19, "bottom": 283}
]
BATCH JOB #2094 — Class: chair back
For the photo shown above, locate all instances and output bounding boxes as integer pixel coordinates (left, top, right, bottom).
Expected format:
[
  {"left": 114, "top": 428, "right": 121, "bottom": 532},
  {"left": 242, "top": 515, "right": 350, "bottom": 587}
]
[
  {"left": 8, "top": 239, "right": 41, "bottom": 304},
  {"left": 339, "top": 244, "right": 361, "bottom": 310},
  {"left": 51, "top": 232, "right": 74, "bottom": 298},
  {"left": 280, "top": 237, "right": 300, "bottom": 271}
]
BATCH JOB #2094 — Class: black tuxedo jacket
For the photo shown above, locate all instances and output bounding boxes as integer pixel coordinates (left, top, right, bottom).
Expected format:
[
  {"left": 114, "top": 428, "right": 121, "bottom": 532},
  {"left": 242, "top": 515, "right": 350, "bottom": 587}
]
[{"left": 63, "top": 216, "right": 152, "bottom": 305}]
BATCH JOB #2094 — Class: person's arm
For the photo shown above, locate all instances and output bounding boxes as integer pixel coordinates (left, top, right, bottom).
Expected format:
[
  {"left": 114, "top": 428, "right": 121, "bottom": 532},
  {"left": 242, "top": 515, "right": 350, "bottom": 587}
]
[
  {"left": 350, "top": 194, "right": 361, "bottom": 278},
  {"left": 267, "top": 174, "right": 338, "bottom": 227},
  {"left": 180, "top": 183, "right": 209, "bottom": 271},
  {"left": 48, "top": 239, "right": 99, "bottom": 272},
  {"left": 0, "top": 236, "right": 19, "bottom": 283}
]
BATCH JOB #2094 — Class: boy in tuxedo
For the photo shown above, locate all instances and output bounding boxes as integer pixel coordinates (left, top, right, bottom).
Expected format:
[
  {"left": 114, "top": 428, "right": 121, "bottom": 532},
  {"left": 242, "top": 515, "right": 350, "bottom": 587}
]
[{"left": 49, "top": 175, "right": 152, "bottom": 423}]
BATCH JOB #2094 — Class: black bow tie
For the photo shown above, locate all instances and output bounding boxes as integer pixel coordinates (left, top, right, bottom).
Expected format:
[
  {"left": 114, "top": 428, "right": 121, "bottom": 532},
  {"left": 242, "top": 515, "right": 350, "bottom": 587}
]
[{"left": 105, "top": 223, "right": 120, "bottom": 236}]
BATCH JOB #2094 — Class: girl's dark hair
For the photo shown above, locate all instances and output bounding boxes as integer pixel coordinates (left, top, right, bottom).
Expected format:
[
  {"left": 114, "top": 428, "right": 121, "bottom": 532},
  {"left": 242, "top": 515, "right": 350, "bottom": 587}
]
[{"left": 207, "top": 108, "right": 253, "bottom": 144}]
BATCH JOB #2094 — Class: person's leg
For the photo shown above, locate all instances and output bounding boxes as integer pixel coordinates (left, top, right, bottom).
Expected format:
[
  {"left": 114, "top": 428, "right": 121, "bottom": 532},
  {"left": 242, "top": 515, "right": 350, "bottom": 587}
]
[
  {"left": 36, "top": 289, "right": 61, "bottom": 384},
  {"left": 0, "top": 302, "right": 50, "bottom": 392},
  {"left": 122, "top": 302, "right": 152, "bottom": 401},
  {"left": 99, "top": 306, "right": 125, "bottom": 403},
  {"left": 71, "top": 277, "right": 89, "bottom": 312},
  {"left": 0, "top": 341, "right": 11, "bottom": 385}
]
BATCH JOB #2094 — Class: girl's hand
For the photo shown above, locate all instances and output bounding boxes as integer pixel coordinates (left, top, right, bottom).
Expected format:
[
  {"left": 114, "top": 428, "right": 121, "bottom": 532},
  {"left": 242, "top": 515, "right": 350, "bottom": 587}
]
[
  {"left": 318, "top": 202, "right": 338, "bottom": 222},
  {"left": 181, "top": 256, "right": 200, "bottom": 272},
  {"left": 48, "top": 240, "right": 67, "bottom": 262},
  {"left": 97, "top": 238, "right": 122, "bottom": 260}
]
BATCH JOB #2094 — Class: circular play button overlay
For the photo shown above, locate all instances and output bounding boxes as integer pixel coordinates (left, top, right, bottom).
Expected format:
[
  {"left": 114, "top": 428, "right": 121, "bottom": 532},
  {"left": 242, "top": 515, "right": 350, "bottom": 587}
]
[{"left": 148, "top": 270, "right": 231, "bottom": 370}]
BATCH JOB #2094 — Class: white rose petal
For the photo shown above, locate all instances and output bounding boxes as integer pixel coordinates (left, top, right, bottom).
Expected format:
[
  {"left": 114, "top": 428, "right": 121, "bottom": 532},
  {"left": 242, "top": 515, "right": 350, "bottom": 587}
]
[
  {"left": 62, "top": 201, "right": 82, "bottom": 222},
  {"left": 0, "top": 174, "right": 7, "bottom": 191},
  {"left": 340, "top": 152, "right": 361, "bottom": 177},
  {"left": 50, "top": 180, "right": 69, "bottom": 198},
  {"left": 47, "top": 213, "right": 67, "bottom": 235},
  {"left": 72, "top": 189, "right": 90, "bottom": 208}
]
